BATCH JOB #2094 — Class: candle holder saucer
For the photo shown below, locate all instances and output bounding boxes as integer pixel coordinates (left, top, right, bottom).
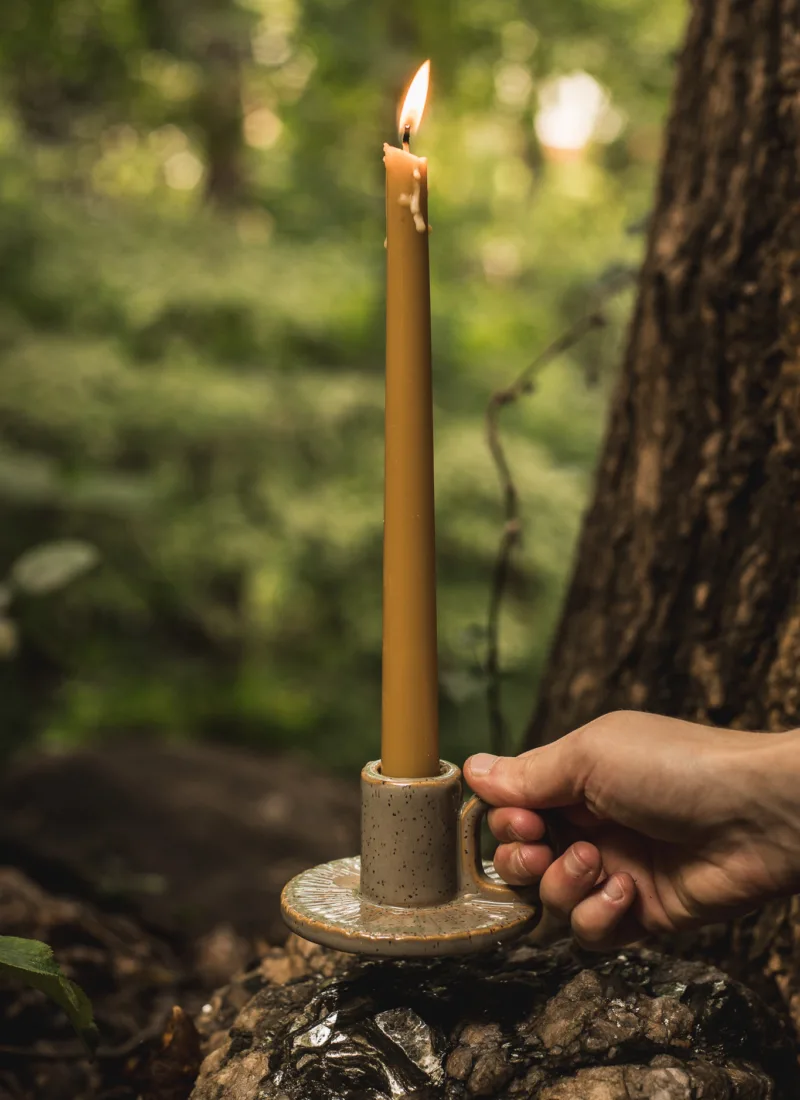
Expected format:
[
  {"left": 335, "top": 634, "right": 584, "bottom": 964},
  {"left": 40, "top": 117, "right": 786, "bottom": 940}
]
[{"left": 280, "top": 760, "right": 544, "bottom": 957}]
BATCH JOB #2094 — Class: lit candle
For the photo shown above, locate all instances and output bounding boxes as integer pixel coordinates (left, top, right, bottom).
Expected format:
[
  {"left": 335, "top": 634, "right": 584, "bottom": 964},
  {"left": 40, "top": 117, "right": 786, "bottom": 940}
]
[{"left": 381, "top": 61, "right": 439, "bottom": 779}]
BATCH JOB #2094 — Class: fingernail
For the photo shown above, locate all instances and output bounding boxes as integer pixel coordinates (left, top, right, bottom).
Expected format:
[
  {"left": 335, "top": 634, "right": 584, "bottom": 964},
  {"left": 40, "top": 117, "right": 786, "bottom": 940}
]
[
  {"left": 565, "top": 844, "right": 594, "bottom": 878},
  {"left": 603, "top": 875, "right": 625, "bottom": 902},
  {"left": 469, "top": 753, "right": 498, "bottom": 777}
]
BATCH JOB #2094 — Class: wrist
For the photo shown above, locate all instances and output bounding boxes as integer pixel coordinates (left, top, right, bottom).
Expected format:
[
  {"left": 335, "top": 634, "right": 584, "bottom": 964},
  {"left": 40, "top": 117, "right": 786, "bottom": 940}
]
[{"left": 741, "top": 730, "right": 800, "bottom": 892}]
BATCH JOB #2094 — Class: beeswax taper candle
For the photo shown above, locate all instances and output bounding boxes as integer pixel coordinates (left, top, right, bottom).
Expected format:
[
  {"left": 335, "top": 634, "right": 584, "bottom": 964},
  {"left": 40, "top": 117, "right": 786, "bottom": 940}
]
[{"left": 381, "top": 61, "right": 439, "bottom": 779}]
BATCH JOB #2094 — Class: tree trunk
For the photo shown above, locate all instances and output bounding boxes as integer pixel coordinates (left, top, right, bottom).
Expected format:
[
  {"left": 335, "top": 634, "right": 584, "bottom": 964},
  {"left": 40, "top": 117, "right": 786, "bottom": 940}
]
[
  {"left": 531, "top": 0, "right": 800, "bottom": 744},
  {"left": 197, "top": 36, "right": 246, "bottom": 207},
  {"left": 528, "top": 0, "right": 800, "bottom": 1032}
]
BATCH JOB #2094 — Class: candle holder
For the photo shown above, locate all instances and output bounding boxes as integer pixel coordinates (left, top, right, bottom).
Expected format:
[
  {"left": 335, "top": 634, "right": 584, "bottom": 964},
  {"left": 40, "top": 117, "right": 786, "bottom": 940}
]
[{"left": 280, "top": 760, "right": 544, "bottom": 957}]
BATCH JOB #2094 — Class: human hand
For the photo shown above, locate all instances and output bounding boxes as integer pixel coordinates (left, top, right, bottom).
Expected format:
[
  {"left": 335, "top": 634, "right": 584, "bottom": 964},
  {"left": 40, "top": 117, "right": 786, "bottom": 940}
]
[{"left": 464, "top": 712, "right": 800, "bottom": 950}]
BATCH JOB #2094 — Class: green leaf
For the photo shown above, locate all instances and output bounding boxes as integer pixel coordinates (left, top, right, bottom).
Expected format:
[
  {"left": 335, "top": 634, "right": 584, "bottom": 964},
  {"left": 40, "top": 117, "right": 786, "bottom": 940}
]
[
  {"left": 0, "top": 936, "right": 99, "bottom": 1053},
  {"left": 10, "top": 541, "right": 100, "bottom": 596}
]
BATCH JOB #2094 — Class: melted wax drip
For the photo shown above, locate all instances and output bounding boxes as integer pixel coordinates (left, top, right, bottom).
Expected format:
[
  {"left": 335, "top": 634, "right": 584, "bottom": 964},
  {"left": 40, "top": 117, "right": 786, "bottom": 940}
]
[{"left": 398, "top": 168, "right": 427, "bottom": 234}]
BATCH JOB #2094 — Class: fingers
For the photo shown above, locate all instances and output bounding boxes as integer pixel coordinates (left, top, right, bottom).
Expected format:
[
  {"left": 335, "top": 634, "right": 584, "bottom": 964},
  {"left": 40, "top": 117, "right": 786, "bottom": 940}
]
[
  {"left": 539, "top": 841, "right": 603, "bottom": 916},
  {"left": 492, "top": 838, "right": 641, "bottom": 949},
  {"left": 538, "top": 844, "right": 638, "bottom": 951},
  {"left": 489, "top": 808, "right": 552, "bottom": 886},
  {"left": 465, "top": 735, "right": 588, "bottom": 810},
  {"left": 539, "top": 843, "right": 638, "bottom": 950},
  {"left": 570, "top": 872, "right": 638, "bottom": 950},
  {"left": 493, "top": 842, "right": 554, "bottom": 885},
  {"left": 487, "top": 807, "right": 546, "bottom": 844}
]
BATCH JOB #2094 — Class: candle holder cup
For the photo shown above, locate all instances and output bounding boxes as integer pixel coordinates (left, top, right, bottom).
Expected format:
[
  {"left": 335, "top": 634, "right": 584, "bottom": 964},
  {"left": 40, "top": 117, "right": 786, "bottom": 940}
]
[{"left": 280, "top": 759, "right": 545, "bottom": 957}]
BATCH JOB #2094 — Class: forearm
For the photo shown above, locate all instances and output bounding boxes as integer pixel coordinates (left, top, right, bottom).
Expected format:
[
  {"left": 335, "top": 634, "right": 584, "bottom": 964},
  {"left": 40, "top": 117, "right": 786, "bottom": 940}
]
[{"left": 737, "top": 729, "right": 800, "bottom": 895}]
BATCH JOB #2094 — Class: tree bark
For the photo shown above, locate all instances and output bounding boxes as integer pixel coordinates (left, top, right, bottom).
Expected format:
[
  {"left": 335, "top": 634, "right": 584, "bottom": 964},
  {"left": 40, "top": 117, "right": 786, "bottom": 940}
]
[
  {"left": 197, "top": 36, "right": 247, "bottom": 207},
  {"left": 530, "top": 0, "right": 800, "bottom": 745},
  {"left": 527, "top": 0, "right": 800, "bottom": 1036}
]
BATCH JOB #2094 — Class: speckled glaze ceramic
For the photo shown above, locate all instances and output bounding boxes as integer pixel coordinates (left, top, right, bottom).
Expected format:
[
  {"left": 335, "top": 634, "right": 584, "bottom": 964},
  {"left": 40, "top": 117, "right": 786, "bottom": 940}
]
[
  {"left": 280, "top": 759, "right": 544, "bottom": 957},
  {"left": 361, "top": 760, "right": 461, "bottom": 907}
]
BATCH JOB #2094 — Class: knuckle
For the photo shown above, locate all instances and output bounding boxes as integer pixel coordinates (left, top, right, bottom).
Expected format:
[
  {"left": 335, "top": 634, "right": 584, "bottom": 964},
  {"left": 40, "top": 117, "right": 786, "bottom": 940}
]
[
  {"left": 509, "top": 842, "right": 533, "bottom": 880},
  {"left": 575, "top": 712, "right": 614, "bottom": 747},
  {"left": 518, "top": 749, "right": 544, "bottom": 793},
  {"left": 570, "top": 711, "right": 629, "bottom": 788}
]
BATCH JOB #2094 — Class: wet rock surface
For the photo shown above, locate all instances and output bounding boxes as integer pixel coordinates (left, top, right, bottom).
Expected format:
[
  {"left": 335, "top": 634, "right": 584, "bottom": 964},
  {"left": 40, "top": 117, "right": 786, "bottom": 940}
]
[{"left": 191, "top": 935, "right": 798, "bottom": 1100}]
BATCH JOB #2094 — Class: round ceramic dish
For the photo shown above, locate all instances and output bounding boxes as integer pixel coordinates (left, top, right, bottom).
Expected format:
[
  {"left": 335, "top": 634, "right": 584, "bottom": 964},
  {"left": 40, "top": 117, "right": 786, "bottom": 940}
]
[{"left": 280, "top": 760, "right": 543, "bottom": 957}]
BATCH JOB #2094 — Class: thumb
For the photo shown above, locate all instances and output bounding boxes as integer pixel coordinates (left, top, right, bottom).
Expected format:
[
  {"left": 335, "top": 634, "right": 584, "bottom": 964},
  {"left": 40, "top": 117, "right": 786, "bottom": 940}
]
[{"left": 464, "top": 735, "right": 587, "bottom": 809}]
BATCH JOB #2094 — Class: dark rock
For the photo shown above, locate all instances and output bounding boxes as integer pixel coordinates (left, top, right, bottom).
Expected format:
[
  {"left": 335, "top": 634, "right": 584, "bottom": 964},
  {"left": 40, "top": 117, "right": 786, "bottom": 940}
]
[
  {"left": 534, "top": 1058, "right": 766, "bottom": 1098},
  {"left": 191, "top": 935, "right": 799, "bottom": 1100},
  {"left": 531, "top": 969, "right": 693, "bottom": 1058}
]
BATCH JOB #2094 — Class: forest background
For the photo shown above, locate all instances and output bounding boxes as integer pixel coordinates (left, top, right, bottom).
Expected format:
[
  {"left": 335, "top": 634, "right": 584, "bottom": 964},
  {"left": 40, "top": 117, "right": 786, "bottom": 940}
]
[{"left": 0, "top": 0, "right": 684, "bottom": 773}]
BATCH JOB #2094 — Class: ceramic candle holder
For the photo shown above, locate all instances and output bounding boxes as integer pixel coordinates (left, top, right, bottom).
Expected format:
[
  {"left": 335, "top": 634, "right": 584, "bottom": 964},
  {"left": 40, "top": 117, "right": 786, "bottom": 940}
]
[{"left": 280, "top": 760, "right": 545, "bottom": 957}]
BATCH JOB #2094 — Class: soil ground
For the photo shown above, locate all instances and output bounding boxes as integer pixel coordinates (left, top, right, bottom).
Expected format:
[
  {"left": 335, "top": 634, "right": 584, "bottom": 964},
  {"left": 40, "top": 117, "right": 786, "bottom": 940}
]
[{"left": 0, "top": 742, "right": 360, "bottom": 1099}]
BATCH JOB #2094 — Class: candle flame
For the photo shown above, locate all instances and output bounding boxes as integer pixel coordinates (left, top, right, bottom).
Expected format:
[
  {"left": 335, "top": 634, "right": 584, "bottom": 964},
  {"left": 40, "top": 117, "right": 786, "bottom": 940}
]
[{"left": 398, "top": 61, "right": 430, "bottom": 139}]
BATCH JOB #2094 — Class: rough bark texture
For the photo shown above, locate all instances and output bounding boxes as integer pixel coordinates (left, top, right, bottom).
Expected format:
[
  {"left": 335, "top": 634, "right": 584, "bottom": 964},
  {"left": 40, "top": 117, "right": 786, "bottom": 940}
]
[
  {"left": 531, "top": 0, "right": 800, "bottom": 743},
  {"left": 189, "top": 933, "right": 797, "bottom": 1099},
  {"left": 527, "top": 0, "right": 800, "bottom": 1041}
]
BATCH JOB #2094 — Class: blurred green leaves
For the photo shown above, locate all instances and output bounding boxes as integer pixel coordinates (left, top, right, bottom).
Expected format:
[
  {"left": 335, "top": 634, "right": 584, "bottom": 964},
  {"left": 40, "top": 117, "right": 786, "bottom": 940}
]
[
  {"left": 11, "top": 541, "right": 99, "bottom": 597},
  {"left": 0, "top": 540, "right": 99, "bottom": 664},
  {"left": 0, "top": 0, "right": 684, "bottom": 768}
]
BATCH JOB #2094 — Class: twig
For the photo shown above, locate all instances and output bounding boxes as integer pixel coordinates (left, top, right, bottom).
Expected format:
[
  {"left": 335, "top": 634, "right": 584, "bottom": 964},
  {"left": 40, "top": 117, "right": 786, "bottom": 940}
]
[{"left": 484, "top": 272, "right": 634, "bottom": 756}]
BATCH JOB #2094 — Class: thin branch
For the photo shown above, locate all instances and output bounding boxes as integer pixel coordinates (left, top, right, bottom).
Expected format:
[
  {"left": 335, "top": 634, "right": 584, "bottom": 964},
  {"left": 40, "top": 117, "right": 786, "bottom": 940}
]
[{"left": 484, "top": 272, "right": 635, "bottom": 756}]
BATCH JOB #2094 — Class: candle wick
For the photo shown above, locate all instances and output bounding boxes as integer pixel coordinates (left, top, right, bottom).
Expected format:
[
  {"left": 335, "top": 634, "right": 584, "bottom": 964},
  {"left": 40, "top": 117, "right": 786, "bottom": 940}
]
[{"left": 402, "top": 124, "right": 411, "bottom": 152}]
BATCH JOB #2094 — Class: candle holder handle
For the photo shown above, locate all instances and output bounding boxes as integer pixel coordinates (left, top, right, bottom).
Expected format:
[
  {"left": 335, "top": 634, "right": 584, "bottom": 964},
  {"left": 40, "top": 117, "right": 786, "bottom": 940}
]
[{"left": 458, "top": 795, "right": 543, "bottom": 909}]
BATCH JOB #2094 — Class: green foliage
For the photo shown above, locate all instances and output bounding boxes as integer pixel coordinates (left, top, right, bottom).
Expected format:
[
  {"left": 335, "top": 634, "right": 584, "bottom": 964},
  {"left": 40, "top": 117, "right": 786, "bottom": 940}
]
[
  {"left": 10, "top": 541, "right": 99, "bottom": 596},
  {"left": 0, "top": 539, "right": 99, "bottom": 661},
  {"left": 0, "top": 936, "right": 98, "bottom": 1052},
  {"left": 0, "top": 0, "right": 684, "bottom": 769}
]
